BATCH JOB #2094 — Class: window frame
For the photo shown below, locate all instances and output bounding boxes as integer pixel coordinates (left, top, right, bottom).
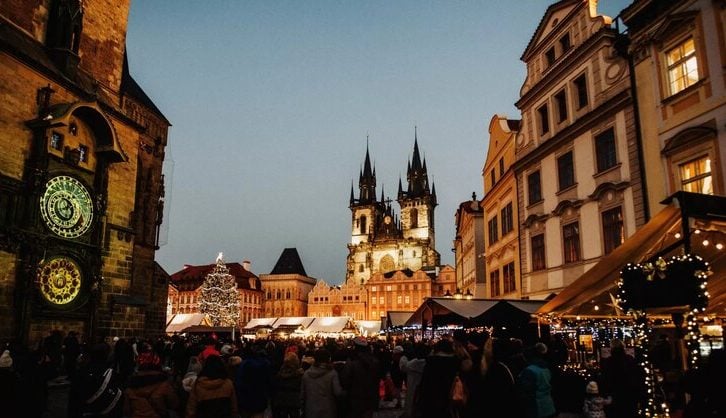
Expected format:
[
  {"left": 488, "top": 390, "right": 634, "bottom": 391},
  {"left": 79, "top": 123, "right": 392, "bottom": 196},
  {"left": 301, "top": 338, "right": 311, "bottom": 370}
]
[
  {"left": 664, "top": 36, "right": 699, "bottom": 97},
  {"left": 573, "top": 73, "right": 588, "bottom": 110},
  {"left": 601, "top": 206, "right": 624, "bottom": 255},
  {"left": 527, "top": 170, "right": 542, "bottom": 205},
  {"left": 595, "top": 128, "right": 618, "bottom": 173},
  {"left": 678, "top": 155, "right": 713, "bottom": 195},
  {"left": 502, "top": 261, "right": 516, "bottom": 294},
  {"left": 537, "top": 103, "right": 550, "bottom": 136},
  {"left": 557, "top": 151, "right": 575, "bottom": 191},
  {"left": 489, "top": 269, "right": 500, "bottom": 297},
  {"left": 501, "top": 202, "right": 514, "bottom": 236},
  {"left": 488, "top": 216, "right": 499, "bottom": 245},
  {"left": 554, "top": 89, "right": 568, "bottom": 123},
  {"left": 562, "top": 221, "right": 581, "bottom": 264},
  {"left": 531, "top": 234, "right": 546, "bottom": 271}
]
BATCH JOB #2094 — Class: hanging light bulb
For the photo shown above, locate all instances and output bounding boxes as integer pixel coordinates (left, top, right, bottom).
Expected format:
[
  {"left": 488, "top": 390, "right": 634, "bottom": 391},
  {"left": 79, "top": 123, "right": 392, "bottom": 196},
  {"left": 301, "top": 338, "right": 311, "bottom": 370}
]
[
  {"left": 716, "top": 243, "right": 724, "bottom": 250},
  {"left": 674, "top": 232, "right": 682, "bottom": 239},
  {"left": 694, "top": 229, "right": 701, "bottom": 235},
  {"left": 702, "top": 239, "right": 710, "bottom": 247}
]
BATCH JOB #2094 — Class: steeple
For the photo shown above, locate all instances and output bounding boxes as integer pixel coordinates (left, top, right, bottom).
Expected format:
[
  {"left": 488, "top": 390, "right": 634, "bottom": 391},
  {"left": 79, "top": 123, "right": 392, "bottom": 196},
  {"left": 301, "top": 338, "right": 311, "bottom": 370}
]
[
  {"left": 357, "top": 139, "right": 377, "bottom": 204},
  {"left": 397, "top": 176, "right": 404, "bottom": 199},
  {"left": 349, "top": 180, "right": 355, "bottom": 206},
  {"left": 405, "top": 127, "right": 430, "bottom": 198}
]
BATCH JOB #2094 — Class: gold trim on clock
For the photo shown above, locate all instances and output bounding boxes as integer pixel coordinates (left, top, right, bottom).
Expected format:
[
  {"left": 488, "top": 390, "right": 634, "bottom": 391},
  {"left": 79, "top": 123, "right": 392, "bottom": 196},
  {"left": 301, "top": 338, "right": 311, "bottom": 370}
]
[
  {"left": 38, "top": 257, "right": 83, "bottom": 305},
  {"left": 39, "top": 175, "right": 93, "bottom": 238}
]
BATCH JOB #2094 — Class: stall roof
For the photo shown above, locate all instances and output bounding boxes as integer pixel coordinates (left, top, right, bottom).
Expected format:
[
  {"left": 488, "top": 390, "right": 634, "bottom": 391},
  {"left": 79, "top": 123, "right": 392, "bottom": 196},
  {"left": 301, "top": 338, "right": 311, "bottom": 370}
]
[
  {"left": 538, "top": 193, "right": 726, "bottom": 317},
  {"left": 166, "top": 313, "right": 208, "bottom": 333},
  {"left": 306, "top": 317, "right": 350, "bottom": 333},
  {"left": 356, "top": 320, "right": 382, "bottom": 336},
  {"left": 405, "top": 298, "right": 544, "bottom": 326},
  {"left": 272, "top": 317, "right": 315, "bottom": 329},
  {"left": 243, "top": 317, "right": 277, "bottom": 329},
  {"left": 386, "top": 311, "right": 414, "bottom": 328}
]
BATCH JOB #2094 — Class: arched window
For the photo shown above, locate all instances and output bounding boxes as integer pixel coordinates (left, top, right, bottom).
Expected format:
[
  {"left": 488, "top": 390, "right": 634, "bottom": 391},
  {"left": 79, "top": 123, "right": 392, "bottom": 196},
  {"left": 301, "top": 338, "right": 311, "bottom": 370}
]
[
  {"left": 410, "top": 208, "right": 418, "bottom": 228},
  {"left": 286, "top": 289, "right": 291, "bottom": 299},
  {"left": 360, "top": 215, "right": 367, "bottom": 234},
  {"left": 276, "top": 290, "right": 281, "bottom": 300}
]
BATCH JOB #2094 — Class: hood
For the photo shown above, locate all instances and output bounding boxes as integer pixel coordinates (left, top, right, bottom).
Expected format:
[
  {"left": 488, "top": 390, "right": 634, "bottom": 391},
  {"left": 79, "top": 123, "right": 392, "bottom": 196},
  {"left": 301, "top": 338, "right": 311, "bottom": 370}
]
[
  {"left": 278, "top": 365, "right": 303, "bottom": 379},
  {"left": 126, "top": 371, "right": 167, "bottom": 392},
  {"left": 305, "top": 364, "right": 333, "bottom": 379},
  {"left": 195, "top": 376, "right": 229, "bottom": 390}
]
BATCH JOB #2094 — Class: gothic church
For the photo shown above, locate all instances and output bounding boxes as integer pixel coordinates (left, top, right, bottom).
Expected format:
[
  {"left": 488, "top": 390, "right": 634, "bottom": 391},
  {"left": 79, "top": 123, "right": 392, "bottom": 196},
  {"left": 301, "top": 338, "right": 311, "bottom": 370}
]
[{"left": 346, "top": 132, "right": 440, "bottom": 284}]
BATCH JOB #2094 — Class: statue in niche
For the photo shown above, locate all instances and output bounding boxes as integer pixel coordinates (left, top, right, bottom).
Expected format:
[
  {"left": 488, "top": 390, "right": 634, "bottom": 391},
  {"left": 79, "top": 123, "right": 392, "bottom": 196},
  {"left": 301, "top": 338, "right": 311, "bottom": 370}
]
[{"left": 47, "top": 0, "right": 84, "bottom": 53}]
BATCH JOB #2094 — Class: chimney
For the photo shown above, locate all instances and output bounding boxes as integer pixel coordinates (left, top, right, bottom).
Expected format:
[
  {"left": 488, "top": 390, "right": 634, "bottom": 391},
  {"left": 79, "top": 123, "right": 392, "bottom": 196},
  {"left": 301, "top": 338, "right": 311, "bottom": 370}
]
[{"left": 242, "top": 260, "right": 251, "bottom": 271}]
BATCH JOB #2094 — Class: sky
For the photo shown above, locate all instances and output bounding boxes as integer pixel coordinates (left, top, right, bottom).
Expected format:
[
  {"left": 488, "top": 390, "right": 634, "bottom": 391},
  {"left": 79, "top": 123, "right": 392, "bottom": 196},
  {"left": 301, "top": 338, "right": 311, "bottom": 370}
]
[{"left": 126, "top": 0, "right": 631, "bottom": 284}]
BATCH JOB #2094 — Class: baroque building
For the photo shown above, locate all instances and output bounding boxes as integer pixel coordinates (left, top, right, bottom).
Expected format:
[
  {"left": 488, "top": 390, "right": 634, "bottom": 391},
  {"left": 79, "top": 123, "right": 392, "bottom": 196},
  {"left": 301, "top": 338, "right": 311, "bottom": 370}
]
[
  {"left": 482, "top": 115, "right": 522, "bottom": 299},
  {"left": 168, "top": 260, "right": 263, "bottom": 326},
  {"left": 621, "top": 0, "right": 725, "bottom": 207},
  {"left": 453, "top": 194, "right": 484, "bottom": 297},
  {"left": 514, "top": 0, "right": 646, "bottom": 299},
  {"left": 346, "top": 133, "right": 441, "bottom": 285},
  {"left": 0, "top": 0, "right": 170, "bottom": 342},
  {"left": 307, "top": 279, "right": 368, "bottom": 320},
  {"left": 259, "top": 248, "right": 317, "bottom": 317}
]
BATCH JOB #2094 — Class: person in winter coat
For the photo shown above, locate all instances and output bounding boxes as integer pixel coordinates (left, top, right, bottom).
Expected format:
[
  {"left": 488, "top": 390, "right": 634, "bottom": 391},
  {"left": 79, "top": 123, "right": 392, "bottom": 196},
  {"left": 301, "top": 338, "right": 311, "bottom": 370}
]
[
  {"left": 399, "top": 343, "right": 428, "bottom": 418},
  {"left": 186, "top": 355, "right": 238, "bottom": 418},
  {"left": 413, "top": 339, "right": 461, "bottom": 418},
  {"left": 68, "top": 342, "right": 123, "bottom": 418},
  {"left": 271, "top": 352, "right": 303, "bottom": 418},
  {"left": 582, "top": 381, "right": 611, "bottom": 418},
  {"left": 301, "top": 348, "right": 344, "bottom": 418},
  {"left": 123, "top": 352, "right": 179, "bottom": 418},
  {"left": 517, "top": 343, "right": 556, "bottom": 418},
  {"left": 599, "top": 339, "right": 643, "bottom": 418},
  {"left": 234, "top": 344, "right": 272, "bottom": 418},
  {"left": 340, "top": 337, "right": 380, "bottom": 418}
]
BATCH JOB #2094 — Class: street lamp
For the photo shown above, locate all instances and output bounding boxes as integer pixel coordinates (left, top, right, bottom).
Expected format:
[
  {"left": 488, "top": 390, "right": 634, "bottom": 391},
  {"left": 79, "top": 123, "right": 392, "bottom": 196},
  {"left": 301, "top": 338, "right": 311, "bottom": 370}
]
[
  {"left": 454, "top": 288, "right": 463, "bottom": 299},
  {"left": 444, "top": 290, "right": 453, "bottom": 298},
  {"left": 465, "top": 289, "right": 473, "bottom": 300}
]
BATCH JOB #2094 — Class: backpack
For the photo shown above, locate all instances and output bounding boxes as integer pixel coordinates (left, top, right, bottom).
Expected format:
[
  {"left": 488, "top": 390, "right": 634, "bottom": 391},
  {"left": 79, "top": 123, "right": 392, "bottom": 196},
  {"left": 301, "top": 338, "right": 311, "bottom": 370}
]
[{"left": 83, "top": 367, "right": 123, "bottom": 416}]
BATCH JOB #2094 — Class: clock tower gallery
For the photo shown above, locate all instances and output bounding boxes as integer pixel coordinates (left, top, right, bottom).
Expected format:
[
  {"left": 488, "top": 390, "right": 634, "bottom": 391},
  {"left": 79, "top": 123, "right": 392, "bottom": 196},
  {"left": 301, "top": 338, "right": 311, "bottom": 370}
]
[
  {"left": 346, "top": 132, "right": 440, "bottom": 285},
  {"left": 0, "top": 0, "right": 170, "bottom": 342}
]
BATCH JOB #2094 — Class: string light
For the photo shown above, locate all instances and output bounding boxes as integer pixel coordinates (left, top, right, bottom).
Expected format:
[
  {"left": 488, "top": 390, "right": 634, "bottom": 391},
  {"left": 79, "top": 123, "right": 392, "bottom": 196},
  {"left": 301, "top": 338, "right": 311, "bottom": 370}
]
[{"left": 199, "top": 254, "right": 240, "bottom": 327}]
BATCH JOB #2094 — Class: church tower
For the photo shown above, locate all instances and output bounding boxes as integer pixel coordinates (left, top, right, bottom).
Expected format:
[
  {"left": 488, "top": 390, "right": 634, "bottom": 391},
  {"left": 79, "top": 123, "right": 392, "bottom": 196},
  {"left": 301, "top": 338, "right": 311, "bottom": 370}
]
[{"left": 346, "top": 132, "right": 439, "bottom": 285}]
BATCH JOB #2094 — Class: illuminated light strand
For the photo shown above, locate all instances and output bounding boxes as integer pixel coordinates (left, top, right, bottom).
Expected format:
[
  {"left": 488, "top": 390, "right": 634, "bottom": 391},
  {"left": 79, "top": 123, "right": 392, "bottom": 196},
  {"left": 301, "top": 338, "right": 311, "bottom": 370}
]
[{"left": 198, "top": 255, "right": 240, "bottom": 327}]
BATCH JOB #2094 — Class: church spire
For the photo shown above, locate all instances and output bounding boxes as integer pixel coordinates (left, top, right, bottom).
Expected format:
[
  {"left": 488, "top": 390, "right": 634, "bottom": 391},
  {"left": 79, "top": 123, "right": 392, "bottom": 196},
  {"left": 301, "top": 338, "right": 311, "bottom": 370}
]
[
  {"left": 349, "top": 180, "right": 355, "bottom": 206},
  {"left": 357, "top": 138, "right": 377, "bottom": 204},
  {"left": 406, "top": 127, "right": 429, "bottom": 198}
]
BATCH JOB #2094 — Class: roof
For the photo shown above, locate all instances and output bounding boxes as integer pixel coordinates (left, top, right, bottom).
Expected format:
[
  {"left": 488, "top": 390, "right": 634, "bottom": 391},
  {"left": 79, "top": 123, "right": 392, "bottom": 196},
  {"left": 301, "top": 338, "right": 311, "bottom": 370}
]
[
  {"left": 356, "top": 320, "right": 382, "bottom": 336},
  {"left": 386, "top": 311, "right": 414, "bottom": 328},
  {"left": 538, "top": 193, "right": 726, "bottom": 317},
  {"left": 170, "top": 262, "right": 262, "bottom": 291},
  {"left": 272, "top": 317, "right": 315, "bottom": 329},
  {"left": 521, "top": 0, "right": 579, "bottom": 61},
  {"left": 243, "top": 317, "right": 277, "bottom": 329},
  {"left": 166, "top": 313, "right": 209, "bottom": 333},
  {"left": 306, "top": 317, "right": 351, "bottom": 334},
  {"left": 270, "top": 248, "right": 308, "bottom": 276},
  {"left": 406, "top": 298, "right": 545, "bottom": 327},
  {"left": 121, "top": 52, "right": 170, "bottom": 124}
]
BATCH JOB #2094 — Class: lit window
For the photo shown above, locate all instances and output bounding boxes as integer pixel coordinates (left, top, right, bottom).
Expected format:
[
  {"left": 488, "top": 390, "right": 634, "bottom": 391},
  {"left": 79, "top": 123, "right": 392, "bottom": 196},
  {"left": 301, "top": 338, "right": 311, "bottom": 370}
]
[
  {"left": 50, "top": 132, "right": 63, "bottom": 150},
  {"left": 371, "top": 286, "right": 377, "bottom": 292},
  {"left": 679, "top": 156, "right": 712, "bottom": 194},
  {"left": 562, "top": 222, "right": 581, "bottom": 263},
  {"left": 379, "top": 296, "right": 384, "bottom": 304},
  {"left": 386, "top": 285, "right": 392, "bottom": 292},
  {"left": 602, "top": 207, "right": 624, "bottom": 254},
  {"left": 666, "top": 37, "right": 698, "bottom": 96},
  {"left": 397, "top": 296, "right": 402, "bottom": 304},
  {"left": 405, "top": 295, "right": 410, "bottom": 304}
]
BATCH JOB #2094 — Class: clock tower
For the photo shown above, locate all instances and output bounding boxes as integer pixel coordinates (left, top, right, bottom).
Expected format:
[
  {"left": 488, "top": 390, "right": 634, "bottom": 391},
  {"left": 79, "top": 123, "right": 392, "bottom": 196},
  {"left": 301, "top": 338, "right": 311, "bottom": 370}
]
[{"left": 346, "top": 131, "right": 440, "bottom": 285}]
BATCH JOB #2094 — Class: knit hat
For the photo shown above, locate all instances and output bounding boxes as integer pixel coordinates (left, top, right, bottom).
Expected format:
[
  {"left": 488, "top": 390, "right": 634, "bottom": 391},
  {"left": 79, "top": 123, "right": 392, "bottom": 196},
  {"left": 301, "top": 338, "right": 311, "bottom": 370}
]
[
  {"left": 0, "top": 350, "right": 12, "bottom": 368},
  {"left": 586, "top": 381, "right": 599, "bottom": 394}
]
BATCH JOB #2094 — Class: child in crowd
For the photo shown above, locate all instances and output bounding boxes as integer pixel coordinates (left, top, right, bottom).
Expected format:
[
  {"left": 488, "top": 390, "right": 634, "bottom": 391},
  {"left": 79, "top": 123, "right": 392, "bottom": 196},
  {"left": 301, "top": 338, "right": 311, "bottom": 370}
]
[{"left": 583, "top": 381, "right": 612, "bottom": 418}]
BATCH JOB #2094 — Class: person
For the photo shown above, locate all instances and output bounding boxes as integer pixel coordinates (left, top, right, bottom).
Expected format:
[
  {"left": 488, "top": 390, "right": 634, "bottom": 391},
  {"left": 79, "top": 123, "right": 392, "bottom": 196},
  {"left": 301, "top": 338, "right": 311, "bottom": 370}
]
[
  {"left": 271, "top": 352, "right": 303, "bottom": 418},
  {"left": 340, "top": 337, "right": 380, "bottom": 418},
  {"left": 0, "top": 349, "right": 18, "bottom": 417},
  {"left": 399, "top": 343, "right": 428, "bottom": 418},
  {"left": 413, "top": 338, "right": 461, "bottom": 418},
  {"left": 199, "top": 338, "right": 220, "bottom": 362},
  {"left": 123, "top": 351, "right": 179, "bottom": 417},
  {"left": 301, "top": 348, "right": 344, "bottom": 418},
  {"left": 600, "top": 339, "right": 642, "bottom": 418},
  {"left": 480, "top": 338, "right": 519, "bottom": 418},
  {"left": 582, "top": 381, "right": 611, "bottom": 418},
  {"left": 389, "top": 345, "right": 406, "bottom": 407},
  {"left": 68, "top": 342, "right": 123, "bottom": 418},
  {"left": 112, "top": 338, "right": 135, "bottom": 387},
  {"left": 186, "top": 355, "right": 238, "bottom": 418},
  {"left": 63, "top": 331, "right": 81, "bottom": 378},
  {"left": 234, "top": 343, "right": 272, "bottom": 418},
  {"left": 516, "top": 342, "right": 556, "bottom": 418}
]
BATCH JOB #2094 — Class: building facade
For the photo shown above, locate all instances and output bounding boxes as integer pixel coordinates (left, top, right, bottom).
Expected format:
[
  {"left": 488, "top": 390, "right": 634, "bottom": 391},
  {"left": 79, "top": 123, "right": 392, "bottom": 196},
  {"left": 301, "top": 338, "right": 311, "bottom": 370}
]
[
  {"left": 169, "top": 261, "right": 263, "bottom": 326},
  {"left": 453, "top": 195, "right": 484, "bottom": 297},
  {"left": 0, "top": 0, "right": 170, "bottom": 342},
  {"left": 259, "top": 248, "right": 316, "bottom": 317},
  {"left": 346, "top": 134, "right": 440, "bottom": 285},
  {"left": 621, "top": 0, "right": 725, "bottom": 209},
  {"left": 482, "top": 115, "right": 522, "bottom": 299},
  {"left": 514, "top": 0, "right": 646, "bottom": 299},
  {"left": 306, "top": 279, "right": 368, "bottom": 320}
]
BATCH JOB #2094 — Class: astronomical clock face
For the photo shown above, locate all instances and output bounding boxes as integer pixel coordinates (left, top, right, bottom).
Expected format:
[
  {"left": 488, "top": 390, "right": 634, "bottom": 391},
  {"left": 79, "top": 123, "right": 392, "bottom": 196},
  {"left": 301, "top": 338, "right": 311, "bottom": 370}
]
[
  {"left": 37, "top": 257, "right": 83, "bottom": 306},
  {"left": 40, "top": 176, "right": 93, "bottom": 238}
]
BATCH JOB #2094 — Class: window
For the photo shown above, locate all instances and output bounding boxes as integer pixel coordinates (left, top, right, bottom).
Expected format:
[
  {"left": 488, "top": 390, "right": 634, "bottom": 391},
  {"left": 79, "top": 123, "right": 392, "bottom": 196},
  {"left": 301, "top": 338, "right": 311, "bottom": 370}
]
[
  {"left": 360, "top": 216, "right": 367, "bottom": 234},
  {"left": 666, "top": 37, "right": 698, "bottom": 96},
  {"left": 50, "top": 132, "right": 63, "bottom": 150},
  {"left": 488, "top": 216, "right": 499, "bottom": 244},
  {"left": 405, "top": 295, "right": 410, "bottom": 304},
  {"left": 489, "top": 270, "right": 500, "bottom": 297},
  {"left": 490, "top": 169, "right": 496, "bottom": 186},
  {"left": 559, "top": 33, "right": 571, "bottom": 52},
  {"left": 358, "top": 264, "right": 364, "bottom": 272},
  {"left": 410, "top": 208, "right": 418, "bottom": 228},
  {"left": 503, "top": 262, "right": 516, "bottom": 294},
  {"left": 531, "top": 234, "right": 546, "bottom": 271},
  {"left": 501, "top": 203, "right": 514, "bottom": 236},
  {"left": 528, "top": 171, "right": 542, "bottom": 204},
  {"left": 397, "top": 296, "right": 402, "bottom": 304},
  {"left": 574, "top": 74, "right": 588, "bottom": 109},
  {"left": 557, "top": 151, "right": 575, "bottom": 190},
  {"left": 602, "top": 206, "right": 624, "bottom": 254},
  {"left": 562, "top": 222, "right": 581, "bottom": 263},
  {"left": 371, "top": 286, "right": 377, "bottom": 292},
  {"left": 554, "top": 89, "right": 568, "bottom": 123},
  {"left": 379, "top": 297, "right": 384, "bottom": 304},
  {"left": 499, "top": 158, "right": 505, "bottom": 177},
  {"left": 679, "top": 156, "right": 713, "bottom": 194},
  {"left": 595, "top": 129, "right": 617, "bottom": 172},
  {"left": 537, "top": 104, "right": 550, "bottom": 135},
  {"left": 545, "top": 47, "right": 556, "bottom": 67}
]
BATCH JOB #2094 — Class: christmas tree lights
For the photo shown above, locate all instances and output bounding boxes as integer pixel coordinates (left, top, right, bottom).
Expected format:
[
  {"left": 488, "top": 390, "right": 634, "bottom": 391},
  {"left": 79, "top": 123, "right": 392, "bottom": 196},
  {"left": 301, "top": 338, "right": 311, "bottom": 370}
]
[{"left": 199, "top": 253, "right": 240, "bottom": 327}]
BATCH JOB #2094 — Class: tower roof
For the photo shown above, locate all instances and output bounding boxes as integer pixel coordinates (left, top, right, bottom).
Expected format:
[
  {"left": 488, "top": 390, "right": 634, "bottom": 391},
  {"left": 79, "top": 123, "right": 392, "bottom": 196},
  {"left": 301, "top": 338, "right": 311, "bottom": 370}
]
[{"left": 270, "top": 248, "right": 308, "bottom": 276}]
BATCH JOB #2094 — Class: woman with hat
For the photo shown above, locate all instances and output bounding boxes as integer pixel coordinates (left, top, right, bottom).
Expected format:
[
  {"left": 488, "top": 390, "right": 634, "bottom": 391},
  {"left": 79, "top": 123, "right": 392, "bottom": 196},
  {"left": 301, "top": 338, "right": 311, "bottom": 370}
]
[{"left": 123, "top": 350, "right": 179, "bottom": 417}]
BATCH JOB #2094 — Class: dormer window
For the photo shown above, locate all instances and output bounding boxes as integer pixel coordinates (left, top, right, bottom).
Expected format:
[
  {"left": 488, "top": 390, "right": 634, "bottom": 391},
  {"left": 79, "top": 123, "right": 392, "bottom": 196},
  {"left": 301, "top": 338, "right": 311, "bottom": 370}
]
[
  {"left": 559, "top": 33, "right": 571, "bottom": 53},
  {"left": 545, "top": 47, "right": 556, "bottom": 67}
]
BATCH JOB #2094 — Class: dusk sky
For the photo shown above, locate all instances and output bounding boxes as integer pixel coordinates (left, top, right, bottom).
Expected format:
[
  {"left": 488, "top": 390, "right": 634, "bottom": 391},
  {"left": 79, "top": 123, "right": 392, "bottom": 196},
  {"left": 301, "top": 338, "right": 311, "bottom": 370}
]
[{"left": 126, "top": 0, "right": 631, "bottom": 283}]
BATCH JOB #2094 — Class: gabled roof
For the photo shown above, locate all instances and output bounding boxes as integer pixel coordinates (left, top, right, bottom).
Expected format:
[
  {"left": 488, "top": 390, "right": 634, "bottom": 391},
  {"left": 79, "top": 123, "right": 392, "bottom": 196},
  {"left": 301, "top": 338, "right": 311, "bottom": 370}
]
[
  {"left": 270, "top": 248, "right": 308, "bottom": 276},
  {"left": 521, "top": 0, "right": 580, "bottom": 61}
]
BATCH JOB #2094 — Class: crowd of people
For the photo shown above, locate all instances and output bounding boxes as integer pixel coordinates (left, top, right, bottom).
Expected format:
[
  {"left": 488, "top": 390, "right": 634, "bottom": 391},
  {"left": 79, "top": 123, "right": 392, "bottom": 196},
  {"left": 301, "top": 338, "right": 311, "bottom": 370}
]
[{"left": 0, "top": 329, "right": 724, "bottom": 418}]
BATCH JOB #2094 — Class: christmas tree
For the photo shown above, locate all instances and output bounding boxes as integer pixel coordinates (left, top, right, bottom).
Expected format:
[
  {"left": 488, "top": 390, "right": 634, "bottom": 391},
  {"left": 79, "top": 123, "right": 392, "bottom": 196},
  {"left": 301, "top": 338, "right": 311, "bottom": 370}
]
[{"left": 199, "top": 253, "right": 240, "bottom": 327}]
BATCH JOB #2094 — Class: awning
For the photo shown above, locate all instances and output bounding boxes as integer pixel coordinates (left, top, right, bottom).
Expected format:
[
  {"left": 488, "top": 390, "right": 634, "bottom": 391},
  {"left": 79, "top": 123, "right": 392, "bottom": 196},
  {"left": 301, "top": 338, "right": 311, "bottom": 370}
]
[
  {"left": 386, "top": 311, "right": 414, "bottom": 329},
  {"left": 166, "top": 313, "right": 209, "bottom": 333},
  {"left": 356, "top": 320, "right": 382, "bottom": 336},
  {"left": 405, "top": 298, "right": 545, "bottom": 327},
  {"left": 243, "top": 317, "right": 277, "bottom": 330},
  {"left": 306, "top": 317, "right": 350, "bottom": 334},
  {"left": 538, "top": 192, "right": 726, "bottom": 317},
  {"left": 272, "top": 317, "right": 315, "bottom": 329}
]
